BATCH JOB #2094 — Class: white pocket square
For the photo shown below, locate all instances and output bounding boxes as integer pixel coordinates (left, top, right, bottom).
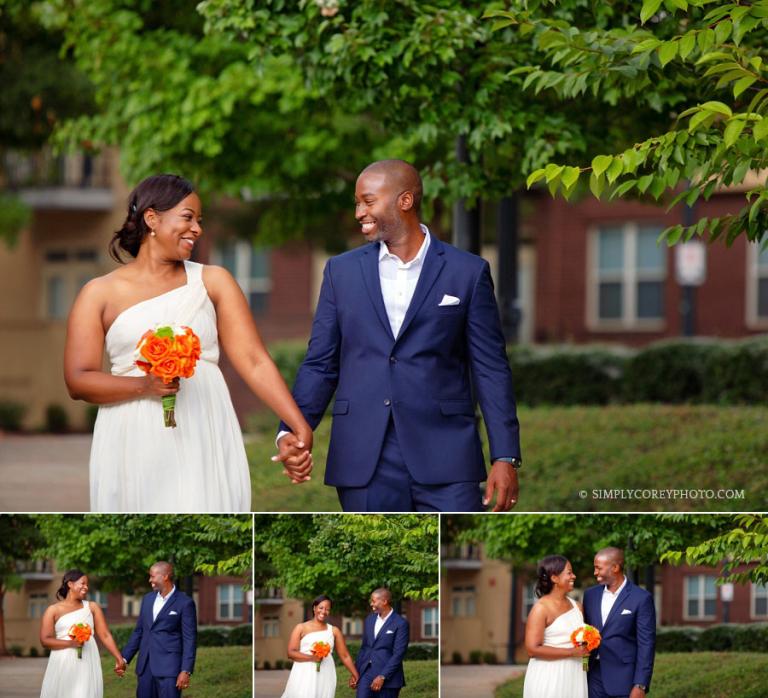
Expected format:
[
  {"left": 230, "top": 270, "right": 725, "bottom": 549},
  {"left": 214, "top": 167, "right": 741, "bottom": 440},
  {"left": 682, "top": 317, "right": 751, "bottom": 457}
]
[
  {"left": 621, "top": 609, "right": 632, "bottom": 615},
  {"left": 439, "top": 294, "right": 460, "bottom": 306},
  {"left": 169, "top": 611, "right": 178, "bottom": 615},
  {"left": 386, "top": 630, "right": 394, "bottom": 634}
]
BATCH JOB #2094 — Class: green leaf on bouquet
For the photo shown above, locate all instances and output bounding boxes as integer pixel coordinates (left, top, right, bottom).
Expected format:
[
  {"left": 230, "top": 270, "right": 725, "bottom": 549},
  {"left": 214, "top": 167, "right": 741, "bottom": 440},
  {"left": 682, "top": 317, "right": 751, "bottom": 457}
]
[{"left": 155, "top": 326, "right": 174, "bottom": 338}]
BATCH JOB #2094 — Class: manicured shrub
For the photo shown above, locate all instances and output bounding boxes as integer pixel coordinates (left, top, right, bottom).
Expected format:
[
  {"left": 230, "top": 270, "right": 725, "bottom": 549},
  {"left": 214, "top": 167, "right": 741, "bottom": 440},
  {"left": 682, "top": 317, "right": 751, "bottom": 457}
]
[
  {"left": 45, "top": 403, "right": 69, "bottom": 433},
  {"left": 703, "top": 338, "right": 768, "bottom": 404},
  {"left": 451, "top": 651, "right": 463, "bottom": 665},
  {"left": 483, "top": 651, "right": 498, "bottom": 664},
  {"left": 405, "top": 642, "right": 439, "bottom": 660},
  {"left": 699, "top": 624, "right": 740, "bottom": 651},
  {"left": 655, "top": 626, "right": 702, "bottom": 653},
  {"left": 732, "top": 623, "right": 768, "bottom": 652},
  {"left": 228, "top": 624, "right": 253, "bottom": 646},
  {"left": 468, "top": 649, "right": 483, "bottom": 664},
  {"left": 0, "top": 400, "right": 26, "bottom": 431}
]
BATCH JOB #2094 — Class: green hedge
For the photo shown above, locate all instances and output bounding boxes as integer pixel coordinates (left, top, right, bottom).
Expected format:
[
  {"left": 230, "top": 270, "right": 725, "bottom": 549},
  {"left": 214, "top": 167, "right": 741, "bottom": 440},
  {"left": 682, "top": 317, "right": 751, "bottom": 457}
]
[
  {"left": 333, "top": 641, "right": 437, "bottom": 666},
  {"left": 268, "top": 336, "right": 768, "bottom": 406},
  {"left": 108, "top": 624, "right": 251, "bottom": 649},
  {"left": 657, "top": 624, "right": 768, "bottom": 653}
]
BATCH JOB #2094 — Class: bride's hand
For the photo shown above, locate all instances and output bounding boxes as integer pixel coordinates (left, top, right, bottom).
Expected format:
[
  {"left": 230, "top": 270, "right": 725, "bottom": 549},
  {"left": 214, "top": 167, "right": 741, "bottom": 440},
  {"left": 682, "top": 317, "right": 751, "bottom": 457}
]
[
  {"left": 141, "top": 375, "right": 180, "bottom": 398},
  {"left": 68, "top": 639, "right": 83, "bottom": 649},
  {"left": 293, "top": 424, "right": 314, "bottom": 454},
  {"left": 571, "top": 646, "right": 591, "bottom": 657}
]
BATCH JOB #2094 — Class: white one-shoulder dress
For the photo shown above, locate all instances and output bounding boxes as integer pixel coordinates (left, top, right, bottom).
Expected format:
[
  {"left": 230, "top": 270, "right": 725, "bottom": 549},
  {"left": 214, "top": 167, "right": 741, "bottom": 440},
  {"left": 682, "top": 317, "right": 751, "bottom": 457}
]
[
  {"left": 89, "top": 261, "right": 251, "bottom": 512},
  {"left": 523, "top": 597, "right": 589, "bottom": 698},
  {"left": 40, "top": 601, "right": 102, "bottom": 698}
]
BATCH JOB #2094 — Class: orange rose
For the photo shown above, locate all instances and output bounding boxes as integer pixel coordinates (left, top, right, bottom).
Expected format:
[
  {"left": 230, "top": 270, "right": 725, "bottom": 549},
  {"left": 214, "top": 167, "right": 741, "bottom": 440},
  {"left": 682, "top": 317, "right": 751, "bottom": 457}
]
[
  {"left": 178, "top": 357, "right": 196, "bottom": 379},
  {"left": 152, "top": 356, "right": 181, "bottom": 383},
  {"left": 140, "top": 335, "right": 172, "bottom": 364},
  {"left": 175, "top": 333, "right": 197, "bottom": 358}
]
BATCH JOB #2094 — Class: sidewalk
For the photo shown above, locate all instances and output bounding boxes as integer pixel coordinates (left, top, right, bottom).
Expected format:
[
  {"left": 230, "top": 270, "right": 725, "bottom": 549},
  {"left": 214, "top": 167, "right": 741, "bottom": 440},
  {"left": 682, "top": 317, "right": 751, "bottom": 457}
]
[
  {"left": 0, "top": 434, "right": 91, "bottom": 511},
  {"left": 254, "top": 669, "right": 291, "bottom": 697},
  {"left": 441, "top": 664, "right": 527, "bottom": 698},
  {"left": 0, "top": 657, "right": 47, "bottom": 698}
]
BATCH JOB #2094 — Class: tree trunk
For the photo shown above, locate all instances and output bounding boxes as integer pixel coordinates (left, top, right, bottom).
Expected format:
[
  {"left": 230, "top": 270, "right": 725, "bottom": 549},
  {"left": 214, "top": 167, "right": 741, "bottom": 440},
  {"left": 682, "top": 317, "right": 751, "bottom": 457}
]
[{"left": 0, "top": 586, "right": 9, "bottom": 656}]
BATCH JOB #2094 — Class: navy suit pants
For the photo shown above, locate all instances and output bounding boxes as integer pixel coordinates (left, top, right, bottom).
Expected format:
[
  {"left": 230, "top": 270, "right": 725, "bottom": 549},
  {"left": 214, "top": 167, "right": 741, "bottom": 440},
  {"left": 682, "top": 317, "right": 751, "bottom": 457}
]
[
  {"left": 587, "top": 661, "right": 629, "bottom": 698},
  {"left": 337, "top": 418, "right": 483, "bottom": 512},
  {"left": 137, "top": 670, "right": 181, "bottom": 698},
  {"left": 355, "top": 666, "right": 401, "bottom": 698}
]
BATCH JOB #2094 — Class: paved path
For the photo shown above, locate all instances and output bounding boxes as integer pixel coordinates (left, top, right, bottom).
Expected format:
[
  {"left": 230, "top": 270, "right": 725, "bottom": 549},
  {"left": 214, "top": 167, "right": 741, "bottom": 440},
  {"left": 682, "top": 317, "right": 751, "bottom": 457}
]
[
  {"left": 441, "top": 665, "right": 527, "bottom": 698},
  {"left": 0, "top": 657, "right": 47, "bottom": 698},
  {"left": 0, "top": 434, "right": 91, "bottom": 511},
  {"left": 255, "top": 669, "right": 290, "bottom": 697}
]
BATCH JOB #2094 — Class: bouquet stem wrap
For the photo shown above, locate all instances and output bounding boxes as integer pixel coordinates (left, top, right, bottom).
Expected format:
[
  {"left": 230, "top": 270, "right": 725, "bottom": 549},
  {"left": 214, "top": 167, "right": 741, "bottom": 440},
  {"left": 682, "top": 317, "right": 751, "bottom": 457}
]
[{"left": 570, "top": 624, "right": 601, "bottom": 671}]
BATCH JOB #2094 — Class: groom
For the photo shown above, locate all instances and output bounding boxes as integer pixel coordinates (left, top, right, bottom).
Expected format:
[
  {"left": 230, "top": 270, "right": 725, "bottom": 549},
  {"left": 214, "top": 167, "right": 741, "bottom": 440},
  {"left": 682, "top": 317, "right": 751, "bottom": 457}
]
[
  {"left": 122, "top": 561, "right": 197, "bottom": 698},
  {"left": 353, "top": 588, "right": 409, "bottom": 698},
  {"left": 583, "top": 547, "right": 656, "bottom": 698},
  {"left": 276, "top": 159, "right": 522, "bottom": 512}
]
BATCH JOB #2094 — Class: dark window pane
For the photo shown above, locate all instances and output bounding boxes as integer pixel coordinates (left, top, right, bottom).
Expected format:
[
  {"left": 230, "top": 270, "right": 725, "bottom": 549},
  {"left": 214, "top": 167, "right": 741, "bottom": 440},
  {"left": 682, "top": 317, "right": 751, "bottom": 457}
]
[
  {"left": 704, "top": 599, "right": 716, "bottom": 617},
  {"left": 45, "top": 250, "right": 68, "bottom": 262},
  {"left": 219, "top": 243, "right": 237, "bottom": 275},
  {"left": 75, "top": 249, "right": 97, "bottom": 262},
  {"left": 598, "top": 229, "right": 624, "bottom": 271},
  {"left": 637, "top": 281, "right": 664, "bottom": 318},
  {"left": 687, "top": 599, "right": 698, "bottom": 617},
  {"left": 756, "top": 597, "right": 767, "bottom": 616},
  {"left": 758, "top": 278, "right": 768, "bottom": 318},
  {"left": 599, "top": 282, "right": 623, "bottom": 319},
  {"left": 250, "top": 249, "right": 270, "bottom": 278},
  {"left": 250, "top": 291, "right": 269, "bottom": 315}
]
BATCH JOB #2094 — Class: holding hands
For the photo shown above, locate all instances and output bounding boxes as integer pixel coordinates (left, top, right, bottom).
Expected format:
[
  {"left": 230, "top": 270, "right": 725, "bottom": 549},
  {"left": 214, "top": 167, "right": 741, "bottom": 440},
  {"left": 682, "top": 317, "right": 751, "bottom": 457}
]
[
  {"left": 114, "top": 657, "right": 127, "bottom": 677},
  {"left": 273, "top": 428, "right": 314, "bottom": 484}
]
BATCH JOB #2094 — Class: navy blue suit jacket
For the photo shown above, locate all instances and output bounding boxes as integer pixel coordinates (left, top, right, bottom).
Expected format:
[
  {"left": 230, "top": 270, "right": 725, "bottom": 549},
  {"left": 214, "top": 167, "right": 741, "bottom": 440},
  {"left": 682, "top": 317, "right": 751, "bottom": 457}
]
[
  {"left": 583, "top": 580, "right": 656, "bottom": 694},
  {"left": 355, "top": 611, "right": 409, "bottom": 688},
  {"left": 281, "top": 233, "right": 521, "bottom": 487},
  {"left": 122, "top": 590, "right": 197, "bottom": 678}
]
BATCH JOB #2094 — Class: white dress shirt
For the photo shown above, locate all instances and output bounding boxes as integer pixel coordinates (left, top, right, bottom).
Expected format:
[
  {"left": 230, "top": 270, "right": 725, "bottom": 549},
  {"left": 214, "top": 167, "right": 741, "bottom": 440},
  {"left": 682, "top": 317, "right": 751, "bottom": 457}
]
[
  {"left": 152, "top": 585, "right": 176, "bottom": 622},
  {"left": 600, "top": 575, "right": 627, "bottom": 625},
  {"left": 378, "top": 225, "right": 430, "bottom": 338},
  {"left": 374, "top": 608, "right": 394, "bottom": 638}
]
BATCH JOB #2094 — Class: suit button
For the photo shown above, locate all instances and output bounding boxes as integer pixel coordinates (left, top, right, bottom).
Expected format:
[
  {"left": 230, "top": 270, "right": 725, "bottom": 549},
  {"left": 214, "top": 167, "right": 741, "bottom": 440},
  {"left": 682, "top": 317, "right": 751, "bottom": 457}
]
[
  {"left": 384, "top": 399, "right": 391, "bottom": 406},
  {"left": 389, "top": 356, "right": 397, "bottom": 364}
]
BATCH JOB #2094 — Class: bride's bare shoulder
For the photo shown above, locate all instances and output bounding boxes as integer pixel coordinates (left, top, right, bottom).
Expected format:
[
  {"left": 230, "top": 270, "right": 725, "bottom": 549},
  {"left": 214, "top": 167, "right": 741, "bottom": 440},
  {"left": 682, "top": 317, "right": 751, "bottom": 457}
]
[{"left": 76, "top": 265, "right": 137, "bottom": 302}]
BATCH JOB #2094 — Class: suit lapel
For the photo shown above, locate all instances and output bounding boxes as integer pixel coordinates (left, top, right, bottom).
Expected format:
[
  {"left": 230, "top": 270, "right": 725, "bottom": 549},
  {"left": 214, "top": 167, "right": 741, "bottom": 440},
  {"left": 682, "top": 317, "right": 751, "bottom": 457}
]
[
  {"left": 372, "top": 611, "right": 396, "bottom": 646},
  {"left": 395, "top": 234, "right": 445, "bottom": 342},
  {"left": 360, "top": 244, "right": 395, "bottom": 342},
  {"left": 602, "top": 580, "right": 632, "bottom": 629},
  {"left": 152, "top": 590, "right": 179, "bottom": 627}
]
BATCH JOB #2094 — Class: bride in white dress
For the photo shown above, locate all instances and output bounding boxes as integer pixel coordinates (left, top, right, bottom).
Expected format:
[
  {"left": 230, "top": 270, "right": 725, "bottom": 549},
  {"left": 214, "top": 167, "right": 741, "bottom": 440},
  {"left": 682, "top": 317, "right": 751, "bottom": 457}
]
[
  {"left": 40, "top": 570, "right": 126, "bottom": 698},
  {"left": 281, "top": 595, "right": 359, "bottom": 698},
  {"left": 64, "top": 174, "right": 313, "bottom": 512},
  {"left": 523, "top": 555, "right": 590, "bottom": 698}
]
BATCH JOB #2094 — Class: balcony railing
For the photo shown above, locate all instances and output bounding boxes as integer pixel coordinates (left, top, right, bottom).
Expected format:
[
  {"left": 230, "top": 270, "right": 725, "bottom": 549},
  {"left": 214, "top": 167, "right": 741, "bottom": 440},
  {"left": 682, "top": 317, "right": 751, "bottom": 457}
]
[
  {"left": 2, "top": 147, "right": 115, "bottom": 210},
  {"left": 15, "top": 559, "right": 55, "bottom": 580},
  {"left": 441, "top": 544, "right": 483, "bottom": 570},
  {"left": 255, "top": 587, "right": 284, "bottom": 603}
]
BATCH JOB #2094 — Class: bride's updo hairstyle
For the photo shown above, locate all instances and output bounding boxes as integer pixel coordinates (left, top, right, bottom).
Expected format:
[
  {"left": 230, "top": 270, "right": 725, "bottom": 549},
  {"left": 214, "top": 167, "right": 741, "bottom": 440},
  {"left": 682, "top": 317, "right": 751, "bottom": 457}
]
[
  {"left": 534, "top": 555, "right": 569, "bottom": 598},
  {"left": 56, "top": 569, "right": 86, "bottom": 600},
  {"left": 312, "top": 595, "right": 333, "bottom": 610},
  {"left": 110, "top": 174, "right": 195, "bottom": 263}
]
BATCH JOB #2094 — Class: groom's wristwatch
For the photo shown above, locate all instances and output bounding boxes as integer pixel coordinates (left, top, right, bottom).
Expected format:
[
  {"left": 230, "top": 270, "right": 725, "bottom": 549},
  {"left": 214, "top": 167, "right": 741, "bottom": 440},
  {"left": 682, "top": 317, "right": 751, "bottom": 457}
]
[
  {"left": 633, "top": 685, "right": 647, "bottom": 692},
  {"left": 496, "top": 457, "right": 522, "bottom": 469}
]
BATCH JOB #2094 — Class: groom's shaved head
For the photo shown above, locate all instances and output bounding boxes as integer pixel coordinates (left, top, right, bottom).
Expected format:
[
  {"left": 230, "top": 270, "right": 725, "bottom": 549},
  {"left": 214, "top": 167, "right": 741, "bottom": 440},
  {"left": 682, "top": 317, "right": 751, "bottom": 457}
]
[
  {"left": 372, "top": 587, "right": 392, "bottom": 603},
  {"left": 359, "top": 159, "right": 423, "bottom": 213},
  {"left": 595, "top": 547, "right": 625, "bottom": 570},
  {"left": 151, "top": 561, "right": 174, "bottom": 579}
]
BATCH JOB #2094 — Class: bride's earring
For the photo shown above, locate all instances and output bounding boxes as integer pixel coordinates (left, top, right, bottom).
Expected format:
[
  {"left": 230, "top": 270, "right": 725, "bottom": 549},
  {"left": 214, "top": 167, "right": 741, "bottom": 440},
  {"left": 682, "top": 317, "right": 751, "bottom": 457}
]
[{"left": 150, "top": 229, "right": 156, "bottom": 237}]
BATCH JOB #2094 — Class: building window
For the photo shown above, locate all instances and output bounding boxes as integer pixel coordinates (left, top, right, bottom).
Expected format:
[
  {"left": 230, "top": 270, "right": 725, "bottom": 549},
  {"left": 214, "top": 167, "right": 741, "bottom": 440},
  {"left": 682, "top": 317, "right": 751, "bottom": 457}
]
[
  {"left": 213, "top": 240, "right": 271, "bottom": 315},
  {"left": 684, "top": 575, "right": 717, "bottom": 620},
  {"left": 28, "top": 593, "right": 48, "bottom": 619},
  {"left": 91, "top": 590, "right": 108, "bottom": 610},
  {"left": 42, "top": 247, "right": 100, "bottom": 320},
  {"left": 217, "top": 584, "right": 244, "bottom": 621},
  {"left": 422, "top": 606, "right": 438, "bottom": 639},
  {"left": 747, "top": 242, "right": 768, "bottom": 327},
  {"left": 121, "top": 595, "right": 142, "bottom": 617},
  {"left": 752, "top": 583, "right": 768, "bottom": 619},
  {"left": 262, "top": 615, "right": 279, "bottom": 638},
  {"left": 342, "top": 616, "right": 363, "bottom": 636},
  {"left": 451, "top": 585, "right": 476, "bottom": 617},
  {"left": 589, "top": 223, "right": 666, "bottom": 329},
  {"left": 523, "top": 581, "right": 537, "bottom": 620}
]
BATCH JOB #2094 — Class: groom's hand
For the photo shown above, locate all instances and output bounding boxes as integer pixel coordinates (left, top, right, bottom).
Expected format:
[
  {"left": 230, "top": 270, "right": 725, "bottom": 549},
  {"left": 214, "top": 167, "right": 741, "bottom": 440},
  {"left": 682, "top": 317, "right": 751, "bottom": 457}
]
[
  {"left": 114, "top": 657, "right": 127, "bottom": 676},
  {"left": 272, "top": 433, "right": 313, "bottom": 483},
  {"left": 629, "top": 688, "right": 646, "bottom": 698},
  {"left": 483, "top": 461, "right": 519, "bottom": 512},
  {"left": 370, "top": 675, "right": 385, "bottom": 691},
  {"left": 176, "top": 671, "right": 191, "bottom": 690}
]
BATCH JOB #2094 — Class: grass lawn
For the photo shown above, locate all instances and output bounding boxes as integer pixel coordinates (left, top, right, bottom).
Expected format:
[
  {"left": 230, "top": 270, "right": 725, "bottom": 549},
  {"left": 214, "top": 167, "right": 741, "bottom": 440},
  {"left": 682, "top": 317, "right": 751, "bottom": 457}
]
[
  {"left": 248, "top": 404, "right": 768, "bottom": 512},
  {"left": 101, "top": 646, "right": 251, "bottom": 698},
  {"left": 400, "top": 659, "right": 439, "bottom": 698},
  {"left": 494, "top": 652, "right": 768, "bottom": 698}
]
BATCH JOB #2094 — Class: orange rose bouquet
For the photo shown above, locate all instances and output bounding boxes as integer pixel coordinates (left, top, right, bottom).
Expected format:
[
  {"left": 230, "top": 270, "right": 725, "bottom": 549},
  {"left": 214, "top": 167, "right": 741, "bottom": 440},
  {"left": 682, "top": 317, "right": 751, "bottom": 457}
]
[
  {"left": 68, "top": 622, "right": 92, "bottom": 659},
  {"left": 310, "top": 640, "right": 331, "bottom": 672},
  {"left": 570, "top": 624, "right": 601, "bottom": 671},
  {"left": 135, "top": 325, "right": 201, "bottom": 427}
]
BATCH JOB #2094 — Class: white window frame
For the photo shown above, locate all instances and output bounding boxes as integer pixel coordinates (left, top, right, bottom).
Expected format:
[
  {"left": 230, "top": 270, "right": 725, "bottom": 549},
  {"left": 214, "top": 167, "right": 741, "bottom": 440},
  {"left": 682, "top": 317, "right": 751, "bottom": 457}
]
[
  {"left": 91, "top": 590, "right": 108, "bottom": 610},
  {"left": 751, "top": 582, "right": 768, "bottom": 619},
  {"left": 217, "top": 583, "right": 244, "bottom": 621},
  {"left": 121, "top": 594, "right": 142, "bottom": 618},
  {"left": 28, "top": 592, "right": 48, "bottom": 619},
  {"left": 211, "top": 240, "right": 271, "bottom": 313},
  {"left": 342, "top": 616, "right": 363, "bottom": 636},
  {"left": 587, "top": 222, "right": 666, "bottom": 331},
  {"left": 522, "top": 581, "right": 538, "bottom": 620},
  {"left": 450, "top": 585, "right": 476, "bottom": 618},
  {"left": 746, "top": 242, "right": 768, "bottom": 329},
  {"left": 683, "top": 574, "right": 717, "bottom": 620},
  {"left": 41, "top": 246, "right": 100, "bottom": 321},
  {"left": 262, "top": 614, "right": 280, "bottom": 638},
  {"left": 421, "top": 606, "right": 438, "bottom": 639}
]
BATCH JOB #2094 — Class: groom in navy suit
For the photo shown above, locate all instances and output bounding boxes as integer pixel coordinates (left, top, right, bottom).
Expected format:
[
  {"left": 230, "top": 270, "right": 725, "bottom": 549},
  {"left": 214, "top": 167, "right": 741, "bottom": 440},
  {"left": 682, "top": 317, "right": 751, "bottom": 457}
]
[
  {"left": 353, "top": 588, "right": 409, "bottom": 698},
  {"left": 277, "top": 159, "right": 522, "bottom": 512},
  {"left": 122, "top": 561, "right": 197, "bottom": 698},
  {"left": 583, "top": 547, "right": 656, "bottom": 698}
]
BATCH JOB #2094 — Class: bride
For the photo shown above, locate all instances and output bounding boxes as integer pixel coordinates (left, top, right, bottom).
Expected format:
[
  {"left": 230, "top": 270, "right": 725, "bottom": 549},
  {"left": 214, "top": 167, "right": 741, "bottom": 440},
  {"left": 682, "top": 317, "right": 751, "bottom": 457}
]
[
  {"left": 39, "top": 569, "right": 126, "bottom": 698},
  {"left": 523, "top": 555, "right": 590, "bottom": 698},
  {"left": 64, "top": 173, "right": 313, "bottom": 512},
  {"left": 281, "top": 595, "right": 359, "bottom": 698}
]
